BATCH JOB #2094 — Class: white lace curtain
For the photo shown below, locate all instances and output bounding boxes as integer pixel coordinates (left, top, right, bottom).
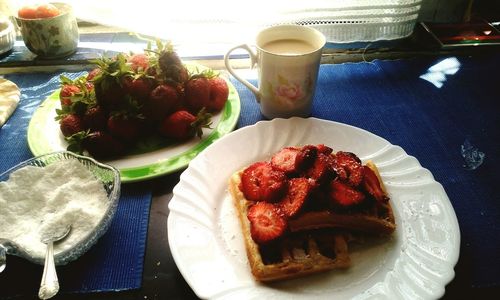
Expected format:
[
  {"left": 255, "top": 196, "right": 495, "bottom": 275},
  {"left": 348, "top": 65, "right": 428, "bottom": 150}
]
[
  {"left": 273, "top": 0, "right": 423, "bottom": 42},
  {"left": 8, "top": 0, "right": 422, "bottom": 46}
]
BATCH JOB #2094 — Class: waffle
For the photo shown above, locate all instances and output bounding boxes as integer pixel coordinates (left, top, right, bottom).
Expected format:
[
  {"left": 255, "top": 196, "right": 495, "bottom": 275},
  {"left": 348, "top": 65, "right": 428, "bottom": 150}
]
[
  {"left": 228, "top": 147, "right": 395, "bottom": 282},
  {"left": 229, "top": 171, "right": 351, "bottom": 282}
]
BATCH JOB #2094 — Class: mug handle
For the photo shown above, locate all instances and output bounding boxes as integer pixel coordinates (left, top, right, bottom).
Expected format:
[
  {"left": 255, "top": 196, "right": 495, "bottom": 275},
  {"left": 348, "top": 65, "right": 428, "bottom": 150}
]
[{"left": 224, "top": 44, "right": 261, "bottom": 102}]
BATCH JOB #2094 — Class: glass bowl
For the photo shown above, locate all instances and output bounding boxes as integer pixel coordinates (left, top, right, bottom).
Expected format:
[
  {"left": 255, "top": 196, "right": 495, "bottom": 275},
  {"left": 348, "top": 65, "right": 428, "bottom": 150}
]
[{"left": 0, "top": 151, "right": 120, "bottom": 266}]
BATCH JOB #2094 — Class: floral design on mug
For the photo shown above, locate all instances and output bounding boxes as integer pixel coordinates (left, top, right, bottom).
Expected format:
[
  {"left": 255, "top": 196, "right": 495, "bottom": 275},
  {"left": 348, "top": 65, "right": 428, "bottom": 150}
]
[
  {"left": 23, "top": 22, "right": 62, "bottom": 56},
  {"left": 265, "top": 74, "right": 312, "bottom": 107},
  {"left": 276, "top": 82, "right": 303, "bottom": 103}
]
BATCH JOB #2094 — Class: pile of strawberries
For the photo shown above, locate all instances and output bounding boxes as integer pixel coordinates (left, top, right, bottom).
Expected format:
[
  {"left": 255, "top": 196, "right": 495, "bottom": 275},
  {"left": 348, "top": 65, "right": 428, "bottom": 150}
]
[
  {"left": 56, "top": 41, "right": 229, "bottom": 159},
  {"left": 239, "top": 144, "right": 388, "bottom": 244}
]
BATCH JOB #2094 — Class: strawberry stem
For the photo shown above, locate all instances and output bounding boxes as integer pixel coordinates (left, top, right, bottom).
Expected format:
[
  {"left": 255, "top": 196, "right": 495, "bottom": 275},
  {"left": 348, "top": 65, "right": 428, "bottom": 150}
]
[{"left": 191, "top": 108, "right": 213, "bottom": 138}]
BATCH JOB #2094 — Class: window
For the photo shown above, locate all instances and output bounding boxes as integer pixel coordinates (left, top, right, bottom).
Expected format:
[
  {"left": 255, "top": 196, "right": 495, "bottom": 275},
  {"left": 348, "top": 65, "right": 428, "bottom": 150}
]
[{"left": 9, "top": 0, "right": 423, "bottom": 55}]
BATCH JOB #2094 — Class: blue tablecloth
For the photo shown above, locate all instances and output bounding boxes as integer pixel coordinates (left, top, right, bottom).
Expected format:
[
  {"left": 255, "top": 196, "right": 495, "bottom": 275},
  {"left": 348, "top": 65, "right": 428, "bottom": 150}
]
[
  {"left": 233, "top": 55, "right": 500, "bottom": 289},
  {"left": 1, "top": 52, "right": 498, "bottom": 298},
  {"left": 0, "top": 72, "right": 152, "bottom": 297}
]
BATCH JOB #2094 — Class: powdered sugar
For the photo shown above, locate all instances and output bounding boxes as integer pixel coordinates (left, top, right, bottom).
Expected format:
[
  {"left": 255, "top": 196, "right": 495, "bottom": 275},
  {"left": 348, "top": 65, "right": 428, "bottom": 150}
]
[{"left": 0, "top": 159, "right": 109, "bottom": 259}]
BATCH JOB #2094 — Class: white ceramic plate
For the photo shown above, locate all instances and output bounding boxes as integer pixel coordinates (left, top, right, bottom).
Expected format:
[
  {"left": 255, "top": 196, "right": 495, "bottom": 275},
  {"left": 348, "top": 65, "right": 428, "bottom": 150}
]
[{"left": 167, "top": 117, "right": 460, "bottom": 299}]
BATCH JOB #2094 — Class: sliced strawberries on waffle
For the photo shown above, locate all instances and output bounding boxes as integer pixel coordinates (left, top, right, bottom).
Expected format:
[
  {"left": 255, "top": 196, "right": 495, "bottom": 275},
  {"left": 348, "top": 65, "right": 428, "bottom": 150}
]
[
  {"left": 240, "top": 161, "right": 287, "bottom": 202},
  {"left": 231, "top": 144, "right": 396, "bottom": 282},
  {"left": 332, "top": 151, "right": 364, "bottom": 186},
  {"left": 247, "top": 202, "right": 287, "bottom": 244},
  {"left": 238, "top": 144, "right": 394, "bottom": 248},
  {"left": 329, "top": 180, "right": 366, "bottom": 207},
  {"left": 278, "top": 178, "right": 311, "bottom": 218},
  {"left": 362, "top": 165, "right": 388, "bottom": 203}
]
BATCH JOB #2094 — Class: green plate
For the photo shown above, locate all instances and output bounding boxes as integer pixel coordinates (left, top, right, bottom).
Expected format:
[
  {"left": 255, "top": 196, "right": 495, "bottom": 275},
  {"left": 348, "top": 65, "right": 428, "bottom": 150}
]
[{"left": 27, "top": 76, "right": 241, "bottom": 183}]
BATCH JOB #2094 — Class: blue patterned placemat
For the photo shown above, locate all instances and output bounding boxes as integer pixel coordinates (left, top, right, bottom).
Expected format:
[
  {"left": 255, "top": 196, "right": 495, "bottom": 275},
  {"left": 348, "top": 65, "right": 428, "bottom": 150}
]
[
  {"left": 232, "top": 55, "right": 500, "bottom": 288},
  {"left": 0, "top": 71, "right": 152, "bottom": 297}
]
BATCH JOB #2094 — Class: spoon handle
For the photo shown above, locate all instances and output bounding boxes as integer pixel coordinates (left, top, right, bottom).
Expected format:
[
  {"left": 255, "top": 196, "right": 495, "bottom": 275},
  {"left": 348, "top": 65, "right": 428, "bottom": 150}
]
[
  {"left": 38, "top": 241, "right": 59, "bottom": 299},
  {"left": 0, "top": 243, "right": 6, "bottom": 273}
]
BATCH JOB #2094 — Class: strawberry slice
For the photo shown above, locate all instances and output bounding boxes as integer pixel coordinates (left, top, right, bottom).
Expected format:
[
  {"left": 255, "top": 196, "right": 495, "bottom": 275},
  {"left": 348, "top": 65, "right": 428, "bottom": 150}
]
[
  {"left": 362, "top": 166, "right": 388, "bottom": 203},
  {"left": 279, "top": 178, "right": 311, "bottom": 218},
  {"left": 240, "top": 162, "right": 287, "bottom": 202},
  {"left": 315, "top": 144, "right": 333, "bottom": 155},
  {"left": 270, "top": 147, "right": 300, "bottom": 174},
  {"left": 260, "top": 168, "right": 288, "bottom": 203},
  {"left": 305, "top": 153, "right": 334, "bottom": 182},
  {"left": 240, "top": 162, "right": 264, "bottom": 201},
  {"left": 295, "top": 145, "right": 318, "bottom": 171},
  {"left": 329, "top": 180, "right": 366, "bottom": 207},
  {"left": 332, "top": 151, "right": 364, "bottom": 186},
  {"left": 247, "top": 202, "right": 287, "bottom": 244}
]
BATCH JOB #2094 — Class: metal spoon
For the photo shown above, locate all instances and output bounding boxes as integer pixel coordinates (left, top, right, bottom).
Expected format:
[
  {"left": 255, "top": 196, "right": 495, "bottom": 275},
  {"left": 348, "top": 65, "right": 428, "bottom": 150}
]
[
  {"left": 38, "top": 224, "right": 72, "bottom": 300},
  {"left": 0, "top": 243, "right": 6, "bottom": 273}
]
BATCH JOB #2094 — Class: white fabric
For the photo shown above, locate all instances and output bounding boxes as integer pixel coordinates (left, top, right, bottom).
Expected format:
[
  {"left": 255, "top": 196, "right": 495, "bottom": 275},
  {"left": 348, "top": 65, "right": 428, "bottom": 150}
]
[{"left": 0, "top": 78, "right": 20, "bottom": 127}]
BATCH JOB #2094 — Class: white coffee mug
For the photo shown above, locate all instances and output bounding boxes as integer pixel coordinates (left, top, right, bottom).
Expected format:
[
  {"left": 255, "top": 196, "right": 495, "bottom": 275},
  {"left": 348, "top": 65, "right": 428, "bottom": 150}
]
[{"left": 224, "top": 24, "right": 326, "bottom": 119}]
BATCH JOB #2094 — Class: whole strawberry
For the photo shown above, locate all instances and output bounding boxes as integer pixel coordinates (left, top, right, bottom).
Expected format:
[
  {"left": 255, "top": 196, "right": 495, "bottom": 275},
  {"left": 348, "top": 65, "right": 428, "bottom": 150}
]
[
  {"left": 86, "top": 68, "right": 101, "bottom": 81},
  {"left": 207, "top": 77, "right": 229, "bottom": 112},
  {"left": 158, "top": 46, "right": 188, "bottom": 82},
  {"left": 142, "top": 84, "right": 181, "bottom": 121},
  {"left": 107, "top": 115, "right": 143, "bottom": 143},
  {"left": 59, "top": 84, "right": 80, "bottom": 107},
  {"left": 158, "top": 109, "right": 212, "bottom": 140},
  {"left": 164, "top": 64, "right": 189, "bottom": 83},
  {"left": 94, "top": 79, "right": 125, "bottom": 109},
  {"left": 91, "top": 54, "right": 129, "bottom": 109},
  {"left": 158, "top": 48, "right": 182, "bottom": 69},
  {"left": 121, "top": 76, "right": 154, "bottom": 101},
  {"left": 83, "top": 131, "right": 125, "bottom": 159},
  {"left": 60, "top": 114, "right": 85, "bottom": 137},
  {"left": 83, "top": 105, "right": 107, "bottom": 131},
  {"left": 128, "top": 53, "right": 150, "bottom": 72},
  {"left": 58, "top": 74, "right": 95, "bottom": 108},
  {"left": 184, "top": 76, "right": 210, "bottom": 113}
]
